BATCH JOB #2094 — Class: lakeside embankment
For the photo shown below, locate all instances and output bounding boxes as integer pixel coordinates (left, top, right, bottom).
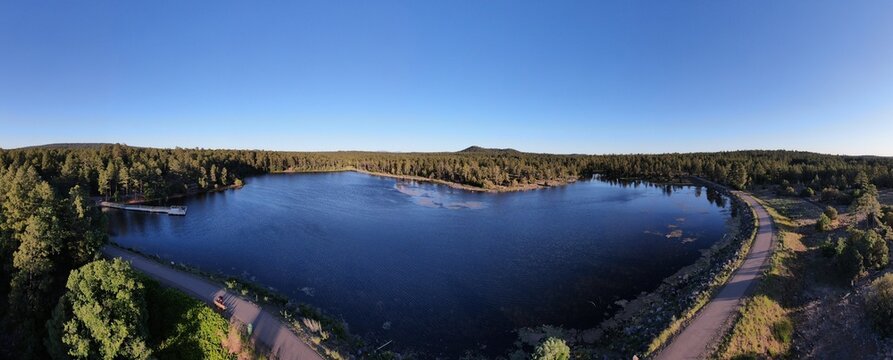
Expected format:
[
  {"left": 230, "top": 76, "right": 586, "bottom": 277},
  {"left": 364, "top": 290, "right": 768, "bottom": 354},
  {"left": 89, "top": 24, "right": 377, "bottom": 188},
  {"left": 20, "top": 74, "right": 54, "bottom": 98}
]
[
  {"left": 103, "top": 244, "right": 354, "bottom": 360},
  {"left": 274, "top": 167, "right": 579, "bottom": 193},
  {"left": 104, "top": 183, "right": 245, "bottom": 206},
  {"left": 521, "top": 179, "right": 759, "bottom": 358}
]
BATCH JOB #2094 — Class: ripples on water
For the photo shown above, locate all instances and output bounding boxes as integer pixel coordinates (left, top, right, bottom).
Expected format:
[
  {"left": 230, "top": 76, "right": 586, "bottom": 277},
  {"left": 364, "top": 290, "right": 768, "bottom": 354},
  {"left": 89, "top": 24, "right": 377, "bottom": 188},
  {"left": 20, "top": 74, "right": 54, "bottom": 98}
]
[{"left": 107, "top": 172, "right": 731, "bottom": 356}]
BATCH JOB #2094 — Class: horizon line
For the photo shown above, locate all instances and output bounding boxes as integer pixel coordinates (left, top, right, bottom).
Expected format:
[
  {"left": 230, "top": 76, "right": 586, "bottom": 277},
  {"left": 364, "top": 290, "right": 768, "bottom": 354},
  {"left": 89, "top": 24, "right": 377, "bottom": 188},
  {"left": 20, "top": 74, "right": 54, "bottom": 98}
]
[{"left": 4, "top": 142, "right": 889, "bottom": 158}]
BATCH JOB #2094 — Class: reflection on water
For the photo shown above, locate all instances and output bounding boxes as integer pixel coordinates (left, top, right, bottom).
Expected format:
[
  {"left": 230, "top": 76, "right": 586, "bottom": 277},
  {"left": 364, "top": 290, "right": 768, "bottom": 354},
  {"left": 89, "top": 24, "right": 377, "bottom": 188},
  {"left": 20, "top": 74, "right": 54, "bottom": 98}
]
[{"left": 107, "top": 172, "right": 730, "bottom": 356}]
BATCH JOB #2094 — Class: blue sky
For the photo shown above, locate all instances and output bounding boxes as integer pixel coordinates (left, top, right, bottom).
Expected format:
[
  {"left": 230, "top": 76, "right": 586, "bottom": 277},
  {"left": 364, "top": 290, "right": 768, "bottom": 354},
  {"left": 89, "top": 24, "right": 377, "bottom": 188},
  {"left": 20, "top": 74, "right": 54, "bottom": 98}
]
[{"left": 1, "top": 1, "right": 892, "bottom": 155}]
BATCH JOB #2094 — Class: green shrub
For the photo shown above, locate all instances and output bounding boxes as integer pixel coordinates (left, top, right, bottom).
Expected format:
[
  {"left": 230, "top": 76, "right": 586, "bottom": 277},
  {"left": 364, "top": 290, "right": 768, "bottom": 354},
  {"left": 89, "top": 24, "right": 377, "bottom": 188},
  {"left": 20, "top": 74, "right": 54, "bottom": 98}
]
[
  {"left": 144, "top": 281, "right": 231, "bottom": 360},
  {"left": 800, "top": 187, "right": 815, "bottom": 197},
  {"left": 821, "top": 188, "right": 849, "bottom": 204},
  {"left": 225, "top": 279, "right": 238, "bottom": 289},
  {"left": 857, "top": 230, "right": 889, "bottom": 271},
  {"left": 533, "top": 337, "right": 570, "bottom": 360},
  {"left": 779, "top": 186, "right": 797, "bottom": 197},
  {"left": 820, "top": 237, "right": 839, "bottom": 258},
  {"left": 864, "top": 274, "right": 893, "bottom": 336},
  {"left": 837, "top": 229, "right": 889, "bottom": 279},
  {"left": 771, "top": 318, "right": 793, "bottom": 344},
  {"left": 838, "top": 244, "right": 865, "bottom": 279},
  {"left": 824, "top": 206, "right": 838, "bottom": 220},
  {"left": 816, "top": 214, "right": 832, "bottom": 232}
]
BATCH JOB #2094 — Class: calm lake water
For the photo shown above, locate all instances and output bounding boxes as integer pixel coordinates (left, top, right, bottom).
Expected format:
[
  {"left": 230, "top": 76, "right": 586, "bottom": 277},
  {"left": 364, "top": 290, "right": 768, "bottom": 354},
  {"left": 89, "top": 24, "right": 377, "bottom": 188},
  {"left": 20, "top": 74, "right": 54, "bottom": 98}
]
[{"left": 106, "top": 172, "right": 731, "bottom": 355}]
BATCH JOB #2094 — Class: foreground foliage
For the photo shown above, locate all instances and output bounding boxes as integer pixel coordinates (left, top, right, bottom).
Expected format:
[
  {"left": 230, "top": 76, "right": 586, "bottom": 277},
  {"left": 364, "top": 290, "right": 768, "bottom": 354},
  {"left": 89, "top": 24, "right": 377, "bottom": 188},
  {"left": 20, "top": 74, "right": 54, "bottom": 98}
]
[
  {"left": 0, "top": 166, "right": 106, "bottom": 358},
  {"left": 532, "top": 337, "right": 570, "bottom": 360},
  {"left": 46, "top": 259, "right": 236, "bottom": 360},
  {"left": 864, "top": 274, "right": 893, "bottom": 337},
  {"left": 144, "top": 280, "right": 233, "bottom": 360},
  {"left": 46, "top": 259, "right": 150, "bottom": 359}
]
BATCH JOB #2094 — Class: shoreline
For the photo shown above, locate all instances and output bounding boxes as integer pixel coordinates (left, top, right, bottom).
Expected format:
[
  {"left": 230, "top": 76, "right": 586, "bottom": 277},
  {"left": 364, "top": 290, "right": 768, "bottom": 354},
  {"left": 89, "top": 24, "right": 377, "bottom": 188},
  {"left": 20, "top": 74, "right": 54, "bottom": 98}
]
[
  {"left": 511, "top": 178, "right": 758, "bottom": 358},
  {"left": 107, "top": 183, "right": 245, "bottom": 205},
  {"left": 584, "top": 179, "right": 760, "bottom": 357},
  {"left": 105, "top": 243, "right": 356, "bottom": 359},
  {"left": 272, "top": 167, "right": 579, "bottom": 193}
]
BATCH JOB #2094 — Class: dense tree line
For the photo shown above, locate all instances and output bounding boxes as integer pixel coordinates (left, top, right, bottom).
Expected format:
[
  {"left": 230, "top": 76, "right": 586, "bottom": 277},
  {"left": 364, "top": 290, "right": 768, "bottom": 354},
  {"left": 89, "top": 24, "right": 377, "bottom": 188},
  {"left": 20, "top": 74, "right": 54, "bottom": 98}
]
[
  {"left": 593, "top": 151, "right": 893, "bottom": 191},
  {"left": 0, "top": 166, "right": 106, "bottom": 357},
  {"left": 2, "top": 145, "right": 892, "bottom": 199}
]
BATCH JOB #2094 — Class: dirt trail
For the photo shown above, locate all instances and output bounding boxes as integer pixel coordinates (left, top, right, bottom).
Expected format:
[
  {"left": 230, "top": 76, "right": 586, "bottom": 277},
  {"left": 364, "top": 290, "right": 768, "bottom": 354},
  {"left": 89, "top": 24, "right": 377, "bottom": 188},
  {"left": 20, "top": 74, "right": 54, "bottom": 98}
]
[
  {"left": 102, "top": 246, "right": 324, "bottom": 360},
  {"left": 655, "top": 191, "right": 775, "bottom": 359}
]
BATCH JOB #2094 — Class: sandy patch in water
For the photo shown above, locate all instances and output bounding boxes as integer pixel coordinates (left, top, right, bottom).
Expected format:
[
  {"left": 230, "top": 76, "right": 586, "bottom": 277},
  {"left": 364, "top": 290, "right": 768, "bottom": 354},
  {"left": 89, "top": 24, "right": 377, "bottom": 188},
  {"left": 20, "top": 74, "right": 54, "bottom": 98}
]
[{"left": 394, "top": 183, "right": 486, "bottom": 210}]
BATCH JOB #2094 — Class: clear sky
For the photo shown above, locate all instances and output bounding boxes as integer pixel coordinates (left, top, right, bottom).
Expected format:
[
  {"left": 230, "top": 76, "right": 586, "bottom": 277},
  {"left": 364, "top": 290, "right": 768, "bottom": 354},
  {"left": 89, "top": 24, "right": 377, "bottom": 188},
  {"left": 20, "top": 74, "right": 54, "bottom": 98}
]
[{"left": 1, "top": 1, "right": 892, "bottom": 155}]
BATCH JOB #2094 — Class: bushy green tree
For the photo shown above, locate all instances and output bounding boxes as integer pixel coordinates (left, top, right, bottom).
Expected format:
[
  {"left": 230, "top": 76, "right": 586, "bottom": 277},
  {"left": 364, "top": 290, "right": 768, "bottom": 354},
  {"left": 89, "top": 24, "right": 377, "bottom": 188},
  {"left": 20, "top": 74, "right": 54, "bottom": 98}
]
[
  {"left": 850, "top": 184, "right": 881, "bottom": 219},
  {"left": 800, "top": 187, "right": 815, "bottom": 198},
  {"left": 779, "top": 186, "right": 797, "bottom": 197},
  {"left": 824, "top": 206, "right": 838, "bottom": 221},
  {"left": 816, "top": 214, "right": 832, "bottom": 232},
  {"left": 3, "top": 170, "right": 65, "bottom": 357},
  {"left": 821, "top": 188, "right": 848, "bottom": 204},
  {"left": 45, "top": 259, "right": 151, "bottom": 360},
  {"left": 532, "top": 337, "right": 570, "bottom": 360},
  {"left": 864, "top": 274, "right": 893, "bottom": 336},
  {"left": 63, "top": 185, "right": 107, "bottom": 266},
  {"left": 836, "top": 229, "right": 889, "bottom": 279},
  {"left": 819, "top": 237, "right": 840, "bottom": 258},
  {"left": 729, "top": 163, "right": 748, "bottom": 190}
]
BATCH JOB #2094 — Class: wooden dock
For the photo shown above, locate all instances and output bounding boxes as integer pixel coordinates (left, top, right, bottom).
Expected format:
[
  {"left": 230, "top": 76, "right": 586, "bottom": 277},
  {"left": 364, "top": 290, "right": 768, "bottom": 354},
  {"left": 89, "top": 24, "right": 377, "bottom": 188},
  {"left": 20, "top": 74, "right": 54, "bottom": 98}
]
[{"left": 99, "top": 201, "right": 187, "bottom": 216}]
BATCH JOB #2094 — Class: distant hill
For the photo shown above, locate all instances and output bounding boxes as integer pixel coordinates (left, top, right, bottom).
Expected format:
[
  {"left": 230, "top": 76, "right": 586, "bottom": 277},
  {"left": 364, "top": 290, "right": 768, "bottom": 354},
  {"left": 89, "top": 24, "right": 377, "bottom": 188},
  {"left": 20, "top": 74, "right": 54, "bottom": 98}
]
[
  {"left": 458, "top": 146, "right": 522, "bottom": 154},
  {"left": 16, "top": 143, "right": 117, "bottom": 150}
]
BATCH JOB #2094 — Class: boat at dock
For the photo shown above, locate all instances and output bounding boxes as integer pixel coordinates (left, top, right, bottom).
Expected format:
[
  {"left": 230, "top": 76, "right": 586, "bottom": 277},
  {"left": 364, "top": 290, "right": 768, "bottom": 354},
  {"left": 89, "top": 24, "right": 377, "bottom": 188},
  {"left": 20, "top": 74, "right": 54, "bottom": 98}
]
[{"left": 99, "top": 201, "right": 187, "bottom": 216}]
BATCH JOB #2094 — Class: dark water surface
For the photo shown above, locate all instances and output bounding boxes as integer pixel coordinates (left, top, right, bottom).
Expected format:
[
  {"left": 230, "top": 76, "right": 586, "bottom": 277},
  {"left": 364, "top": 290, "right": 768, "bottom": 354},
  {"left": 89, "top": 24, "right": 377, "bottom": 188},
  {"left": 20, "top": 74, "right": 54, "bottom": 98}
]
[{"left": 106, "top": 172, "right": 731, "bottom": 355}]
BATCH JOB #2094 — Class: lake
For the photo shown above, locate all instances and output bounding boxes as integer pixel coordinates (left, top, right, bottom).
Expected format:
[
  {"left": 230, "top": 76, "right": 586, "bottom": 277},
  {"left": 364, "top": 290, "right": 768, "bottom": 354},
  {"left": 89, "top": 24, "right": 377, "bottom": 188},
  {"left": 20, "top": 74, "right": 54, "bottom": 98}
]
[{"left": 106, "top": 172, "right": 731, "bottom": 356}]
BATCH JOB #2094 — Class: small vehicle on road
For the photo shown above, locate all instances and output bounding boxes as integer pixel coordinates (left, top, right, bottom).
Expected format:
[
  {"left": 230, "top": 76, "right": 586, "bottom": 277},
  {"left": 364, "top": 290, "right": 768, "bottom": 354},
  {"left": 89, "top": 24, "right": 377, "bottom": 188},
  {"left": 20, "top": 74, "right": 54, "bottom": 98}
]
[{"left": 214, "top": 295, "right": 227, "bottom": 311}]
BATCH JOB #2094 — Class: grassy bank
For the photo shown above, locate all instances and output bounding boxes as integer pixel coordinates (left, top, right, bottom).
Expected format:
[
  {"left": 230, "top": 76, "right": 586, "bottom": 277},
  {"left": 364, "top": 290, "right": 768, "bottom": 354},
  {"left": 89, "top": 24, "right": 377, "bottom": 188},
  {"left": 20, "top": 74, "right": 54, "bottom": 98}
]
[{"left": 143, "top": 278, "right": 234, "bottom": 359}]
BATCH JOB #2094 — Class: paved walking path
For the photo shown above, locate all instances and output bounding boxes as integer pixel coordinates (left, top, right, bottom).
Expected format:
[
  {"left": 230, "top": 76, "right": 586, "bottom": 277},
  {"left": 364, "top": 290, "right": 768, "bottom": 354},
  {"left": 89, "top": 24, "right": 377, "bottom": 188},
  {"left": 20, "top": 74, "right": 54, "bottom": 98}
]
[
  {"left": 102, "top": 246, "right": 324, "bottom": 360},
  {"left": 655, "top": 191, "right": 775, "bottom": 359}
]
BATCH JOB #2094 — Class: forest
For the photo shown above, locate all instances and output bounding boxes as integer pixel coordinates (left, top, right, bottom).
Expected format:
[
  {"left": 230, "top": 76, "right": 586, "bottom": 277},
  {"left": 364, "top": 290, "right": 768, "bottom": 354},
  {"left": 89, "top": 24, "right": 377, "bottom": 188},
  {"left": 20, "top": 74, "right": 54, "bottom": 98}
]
[
  {"left": 2, "top": 144, "right": 893, "bottom": 199},
  {"left": 1, "top": 143, "right": 893, "bottom": 358}
]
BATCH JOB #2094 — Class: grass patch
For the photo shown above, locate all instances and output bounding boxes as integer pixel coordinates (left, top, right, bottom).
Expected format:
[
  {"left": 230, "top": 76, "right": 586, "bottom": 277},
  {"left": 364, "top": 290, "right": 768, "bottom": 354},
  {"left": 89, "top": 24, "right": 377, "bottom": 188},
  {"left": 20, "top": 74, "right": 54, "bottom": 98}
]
[
  {"left": 760, "top": 196, "right": 822, "bottom": 223},
  {"left": 143, "top": 279, "right": 234, "bottom": 360},
  {"left": 721, "top": 295, "right": 791, "bottom": 358}
]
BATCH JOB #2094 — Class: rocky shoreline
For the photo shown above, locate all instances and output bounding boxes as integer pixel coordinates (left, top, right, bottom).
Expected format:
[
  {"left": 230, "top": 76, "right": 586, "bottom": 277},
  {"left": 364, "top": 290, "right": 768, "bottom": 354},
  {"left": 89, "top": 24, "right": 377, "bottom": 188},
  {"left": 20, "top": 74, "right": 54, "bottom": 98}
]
[{"left": 508, "top": 180, "right": 759, "bottom": 359}]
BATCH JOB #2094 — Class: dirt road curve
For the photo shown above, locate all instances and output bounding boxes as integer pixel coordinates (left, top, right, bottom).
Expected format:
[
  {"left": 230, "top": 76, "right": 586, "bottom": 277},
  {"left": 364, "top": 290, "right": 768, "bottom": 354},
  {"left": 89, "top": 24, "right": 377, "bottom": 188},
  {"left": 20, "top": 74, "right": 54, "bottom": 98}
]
[
  {"left": 102, "top": 246, "right": 324, "bottom": 360},
  {"left": 655, "top": 191, "right": 775, "bottom": 360}
]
